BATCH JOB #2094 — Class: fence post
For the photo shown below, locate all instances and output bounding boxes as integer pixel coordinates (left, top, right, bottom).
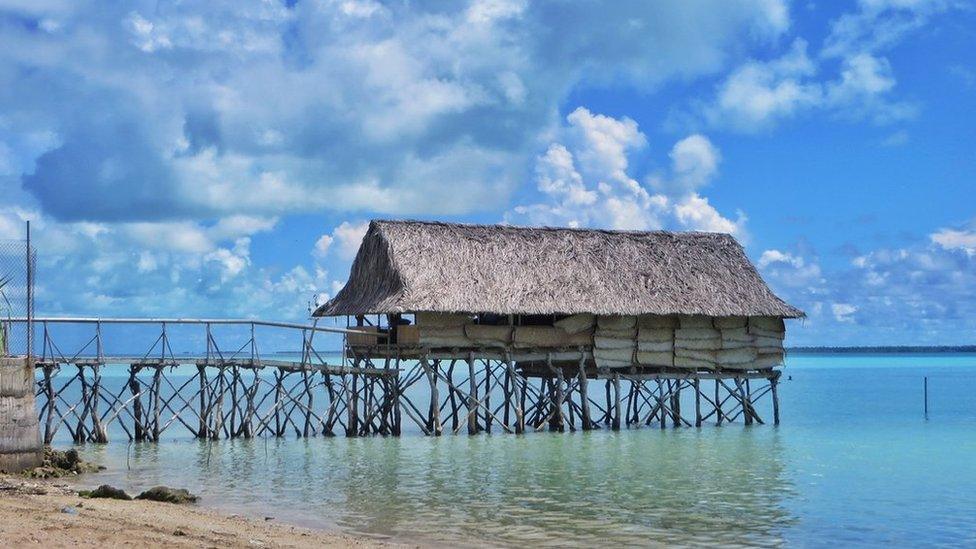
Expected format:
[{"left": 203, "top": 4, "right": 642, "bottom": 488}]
[
  {"left": 25, "top": 220, "right": 32, "bottom": 360},
  {"left": 250, "top": 322, "right": 256, "bottom": 363},
  {"left": 96, "top": 320, "right": 103, "bottom": 362}
]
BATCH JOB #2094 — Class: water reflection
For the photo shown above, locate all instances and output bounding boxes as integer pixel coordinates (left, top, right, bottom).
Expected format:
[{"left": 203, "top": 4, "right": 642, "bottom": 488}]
[{"left": 79, "top": 428, "right": 795, "bottom": 547}]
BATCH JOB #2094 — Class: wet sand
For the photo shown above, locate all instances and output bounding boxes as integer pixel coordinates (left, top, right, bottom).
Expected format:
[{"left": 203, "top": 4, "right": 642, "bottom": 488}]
[{"left": 0, "top": 475, "right": 402, "bottom": 548}]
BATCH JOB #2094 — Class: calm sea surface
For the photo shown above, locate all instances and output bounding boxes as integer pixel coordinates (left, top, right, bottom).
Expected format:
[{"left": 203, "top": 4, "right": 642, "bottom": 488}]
[{"left": 73, "top": 353, "right": 976, "bottom": 547}]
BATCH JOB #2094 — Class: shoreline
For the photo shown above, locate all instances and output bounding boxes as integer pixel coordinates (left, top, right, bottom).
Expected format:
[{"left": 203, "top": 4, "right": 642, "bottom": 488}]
[{"left": 0, "top": 475, "right": 404, "bottom": 548}]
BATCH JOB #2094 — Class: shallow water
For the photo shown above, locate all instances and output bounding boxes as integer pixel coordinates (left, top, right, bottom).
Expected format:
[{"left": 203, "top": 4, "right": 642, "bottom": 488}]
[{"left": 75, "top": 354, "right": 976, "bottom": 547}]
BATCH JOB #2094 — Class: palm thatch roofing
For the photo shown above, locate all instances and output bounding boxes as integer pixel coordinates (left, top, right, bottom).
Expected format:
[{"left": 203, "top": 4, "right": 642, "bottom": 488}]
[{"left": 315, "top": 220, "right": 804, "bottom": 318}]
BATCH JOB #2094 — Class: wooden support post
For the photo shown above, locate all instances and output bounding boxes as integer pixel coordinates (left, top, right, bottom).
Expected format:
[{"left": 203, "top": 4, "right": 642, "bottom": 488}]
[
  {"left": 151, "top": 366, "right": 162, "bottom": 442},
  {"left": 90, "top": 364, "right": 107, "bottom": 443},
  {"left": 549, "top": 355, "right": 564, "bottom": 432},
  {"left": 578, "top": 355, "right": 592, "bottom": 431},
  {"left": 196, "top": 364, "right": 207, "bottom": 438},
  {"left": 502, "top": 361, "right": 512, "bottom": 427},
  {"left": 422, "top": 356, "right": 441, "bottom": 436},
  {"left": 467, "top": 353, "right": 478, "bottom": 435},
  {"left": 229, "top": 366, "right": 239, "bottom": 437},
  {"left": 393, "top": 359, "right": 403, "bottom": 436},
  {"left": 518, "top": 367, "right": 527, "bottom": 433},
  {"left": 302, "top": 369, "right": 314, "bottom": 437},
  {"left": 624, "top": 380, "right": 634, "bottom": 427},
  {"left": 214, "top": 366, "right": 226, "bottom": 438},
  {"left": 323, "top": 370, "right": 337, "bottom": 437},
  {"left": 612, "top": 373, "right": 621, "bottom": 431},
  {"left": 129, "top": 365, "right": 144, "bottom": 442},
  {"left": 42, "top": 364, "right": 56, "bottom": 444},
  {"left": 347, "top": 369, "right": 360, "bottom": 437},
  {"left": 715, "top": 379, "right": 723, "bottom": 426},
  {"left": 771, "top": 373, "right": 780, "bottom": 426},
  {"left": 75, "top": 365, "right": 89, "bottom": 443},
  {"left": 483, "top": 360, "right": 492, "bottom": 434},
  {"left": 694, "top": 377, "right": 702, "bottom": 427},
  {"left": 242, "top": 369, "right": 257, "bottom": 438},
  {"left": 507, "top": 359, "right": 524, "bottom": 434},
  {"left": 672, "top": 381, "right": 681, "bottom": 428},
  {"left": 657, "top": 379, "right": 671, "bottom": 429},
  {"left": 737, "top": 377, "right": 752, "bottom": 426}
]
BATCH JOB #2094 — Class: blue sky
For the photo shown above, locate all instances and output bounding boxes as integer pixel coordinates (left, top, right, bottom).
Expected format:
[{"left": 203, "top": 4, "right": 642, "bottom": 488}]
[{"left": 0, "top": 0, "right": 974, "bottom": 346}]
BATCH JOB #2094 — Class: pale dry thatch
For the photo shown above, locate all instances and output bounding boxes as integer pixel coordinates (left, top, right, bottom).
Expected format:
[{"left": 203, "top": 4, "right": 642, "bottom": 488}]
[{"left": 316, "top": 220, "right": 804, "bottom": 318}]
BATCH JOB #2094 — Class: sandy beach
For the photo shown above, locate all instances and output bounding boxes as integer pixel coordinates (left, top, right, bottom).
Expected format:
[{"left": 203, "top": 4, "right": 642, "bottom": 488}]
[{"left": 0, "top": 475, "right": 399, "bottom": 548}]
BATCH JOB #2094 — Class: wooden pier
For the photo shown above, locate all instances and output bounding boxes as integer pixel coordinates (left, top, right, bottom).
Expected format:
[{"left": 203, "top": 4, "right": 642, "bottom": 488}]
[{"left": 15, "top": 317, "right": 782, "bottom": 444}]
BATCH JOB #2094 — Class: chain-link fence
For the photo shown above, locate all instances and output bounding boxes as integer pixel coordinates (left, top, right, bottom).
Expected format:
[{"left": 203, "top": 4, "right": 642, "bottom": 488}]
[{"left": 0, "top": 239, "right": 34, "bottom": 357}]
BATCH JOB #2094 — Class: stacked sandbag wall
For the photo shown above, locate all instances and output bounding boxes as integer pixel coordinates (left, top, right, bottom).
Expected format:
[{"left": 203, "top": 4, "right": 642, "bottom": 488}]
[
  {"left": 616, "top": 314, "right": 786, "bottom": 371},
  {"left": 0, "top": 357, "right": 42, "bottom": 473},
  {"left": 593, "top": 316, "right": 637, "bottom": 369},
  {"left": 409, "top": 312, "right": 786, "bottom": 371}
]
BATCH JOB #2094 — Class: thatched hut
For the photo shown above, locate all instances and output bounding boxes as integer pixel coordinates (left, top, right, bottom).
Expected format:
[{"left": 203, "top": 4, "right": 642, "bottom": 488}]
[{"left": 315, "top": 220, "right": 802, "bottom": 375}]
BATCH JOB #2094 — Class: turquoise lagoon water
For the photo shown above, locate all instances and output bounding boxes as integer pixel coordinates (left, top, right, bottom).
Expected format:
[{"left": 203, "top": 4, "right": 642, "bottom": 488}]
[{"left": 72, "top": 353, "right": 976, "bottom": 547}]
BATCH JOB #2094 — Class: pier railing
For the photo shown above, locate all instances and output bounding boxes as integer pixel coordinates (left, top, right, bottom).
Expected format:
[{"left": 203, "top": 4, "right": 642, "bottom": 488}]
[{"left": 5, "top": 316, "right": 404, "bottom": 443}]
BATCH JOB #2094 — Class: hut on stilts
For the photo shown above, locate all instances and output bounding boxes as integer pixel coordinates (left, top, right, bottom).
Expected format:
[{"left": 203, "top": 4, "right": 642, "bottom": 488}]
[{"left": 315, "top": 220, "right": 803, "bottom": 435}]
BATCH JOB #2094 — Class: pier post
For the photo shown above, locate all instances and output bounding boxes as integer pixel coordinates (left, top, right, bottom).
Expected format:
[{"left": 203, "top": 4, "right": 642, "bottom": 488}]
[
  {"left": 41, "top": 364, "right": 56, "bottom": 444},
  {"left": 467, "top": 353, "right": 478, "bottom": 435},
  {"left": 507, "top": 358, "right": 524, "bottom": 434},
  {"left": 196, "top": 364, "right": 208, "bottom": 438},
  {"left": 612, "top": 373, "right": 621, "bottom": 431},
  {"left": 715, "top": 379, "right": 723, "bottom": 426},
  {"left": 129, "top": 365, "right": 144, "bottom": 441},
  {"left": 658, "top": 380, "right": 666, "bottom": 429},
  {"left": 91, "top": 364, "right": 107, "bottom": 442},
  {"left": 671, "top": 381, "right": 681, "bottom": 428},
  {"left": 422, "top": 356, "right": 441, "bottom": 436},
  {"left": 392, "top": 359, "right": 402, "bottom": 436},
  {"left": 578, "top": 355, "right": 592, "bottom": 430},
  {"left": 483, "top": 360, "right": 492, "bottom": 434},
  {"left": 347, "top": 369, "right": 359, "bottom": 437},
  {"left": 323, "top": 370, "right": 337, "bottom": 436},
  {"left": 771, "top": 373, "right": 780, "bottom": 426},
  {"left": 151, "top": 366, "right": 162, "bottom": 441},
  {"left": 694, "top": 377, "right": 702, "bottom": 427},
  {"left": 549, "top": 356, "right": 564, "bottom": 432},
  {"left": 75, "top": 365, "right": 89, "bottom": 443}
]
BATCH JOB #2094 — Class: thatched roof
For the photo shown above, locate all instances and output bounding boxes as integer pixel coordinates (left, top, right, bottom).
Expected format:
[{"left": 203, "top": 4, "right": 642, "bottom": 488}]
[{"left": 315, "top": 220, "right": 804, "bottom": 318}]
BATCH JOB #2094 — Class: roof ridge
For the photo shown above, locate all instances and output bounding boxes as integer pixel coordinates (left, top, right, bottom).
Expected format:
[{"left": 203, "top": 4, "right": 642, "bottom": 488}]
[{"left": 372, "top": 219, "right": 734, "bottom": 239}]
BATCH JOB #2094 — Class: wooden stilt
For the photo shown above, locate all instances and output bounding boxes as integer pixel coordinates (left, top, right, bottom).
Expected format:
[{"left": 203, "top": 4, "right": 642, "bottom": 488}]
[
  {"left": 423, "top": 356, "right": 441, "bottom": 436},
  {"left": 549, "top": 355, "right": 564, "bottom": 432},
  {"left": 91, "top": 364, "right": 107, "bottom": 443},
  {"left": 694, "top": 377, "right": 702, "bottom": 427},
  {"left": 391, "top": 368, "right": 402, "bottom": 436},
  {"left": 715, "top": 379, "right": 723, "bottom": 426},
  {"left": 658, "top": 380, "right": 667, "bottom": 429},
  {"left": 612, "top": 373, "right": 621, "bottom": 431},
  {"left": 346, "top": 368, "right": 359, "bottom": 437},
  {"left": 467, "top": 353, "right": 478, "bottom": 435},
  {"left": 195, "top": 365, "right": 208, "bottom": 438},
  {"left": 147, "top": 366, "right": 161, "bottom": 441},
  {"left": 672, "top": 381, "right": 681, "bottom": 428},
  {"left": 484, "top": 360, "right": 493, "bottom": 434},
  {"left": 42, "top": 364, "right": 56, "bottom": 445},
  {"left": 507, "top": 358, "right": 524, "bottom": 434},
  {"left": 323, "top": 370, "right": 337, "bottom": 436},
  {"left": 128, "top": 366, "right": 144, "bottom": 441},
  {"left": 75, "top": 365, "right": 89, "bottom": 443},
  {"left": 771, "top": 373, "right": 780, "bottom": 425},
  {"left": 578, "top": 355, "right": 592, "bottom": 431}
]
